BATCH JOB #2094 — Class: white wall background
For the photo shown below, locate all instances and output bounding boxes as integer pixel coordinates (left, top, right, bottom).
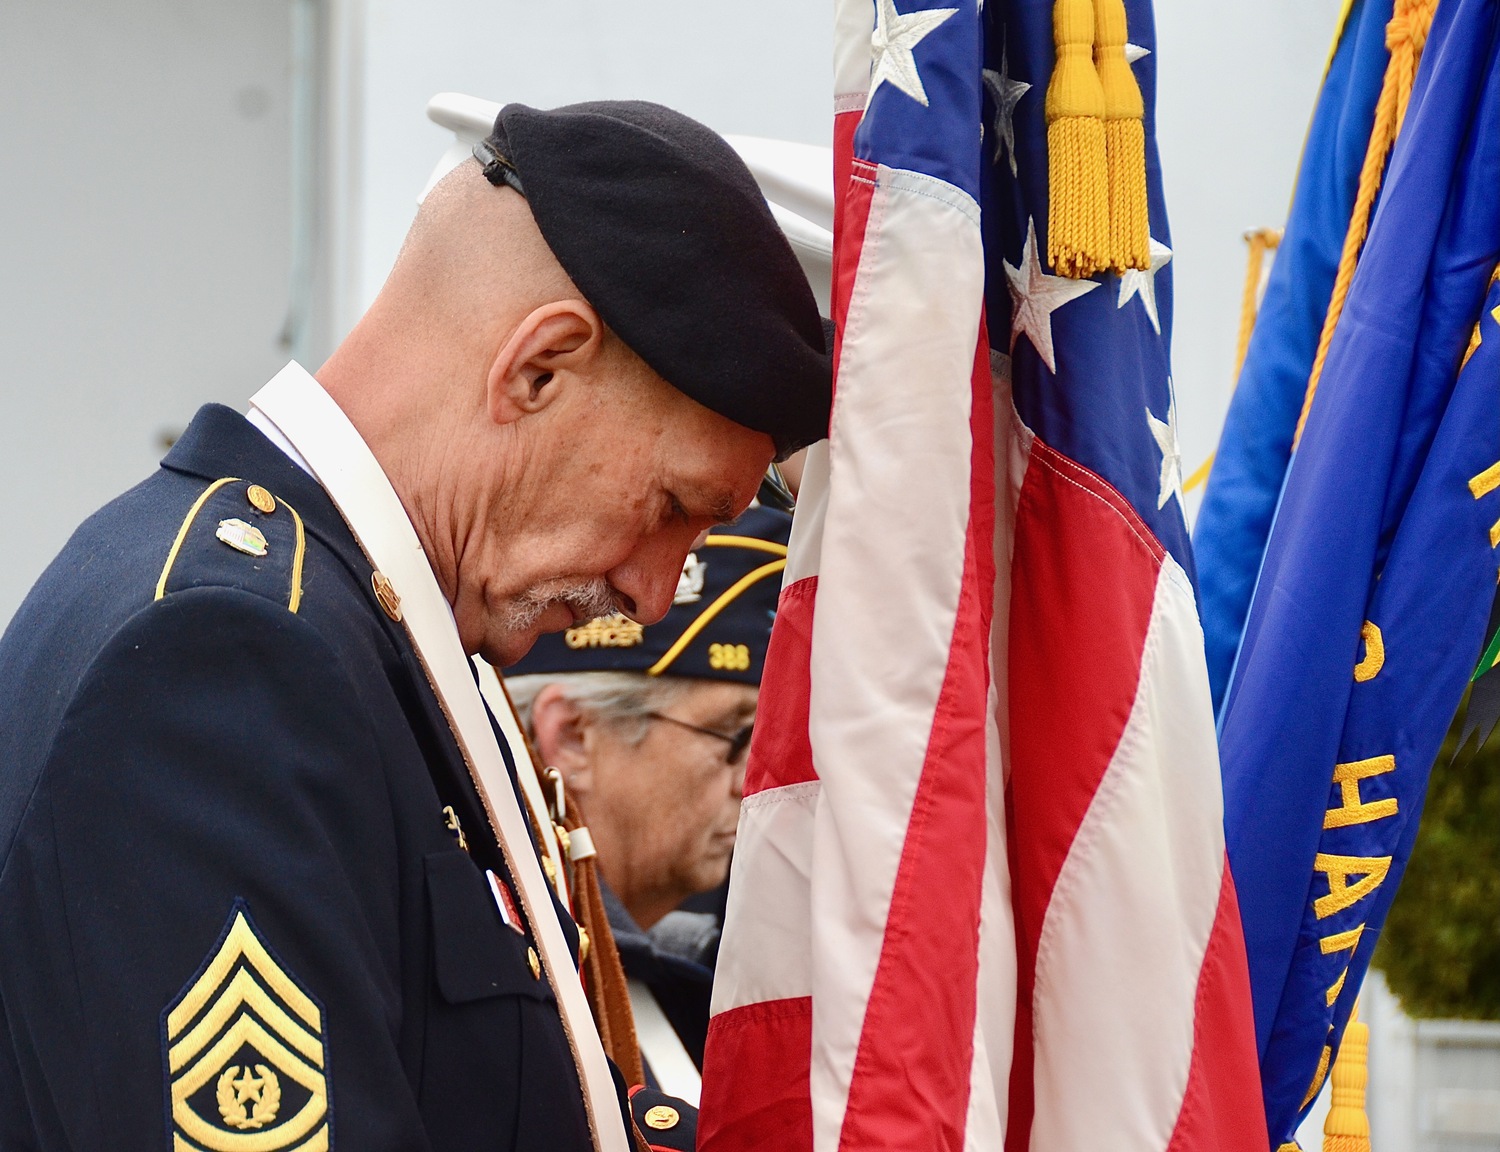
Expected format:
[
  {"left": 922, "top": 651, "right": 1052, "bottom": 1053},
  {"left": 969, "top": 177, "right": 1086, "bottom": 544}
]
[
  {"left": 1154, "top": 0, "right": 1345, "bottom": 520},
  {"left": 351, "top": 0, "right": 835, "bottom": 317},
  {"left": 0, "top": 0, "right": 295, "bottom": 625},
  {"left": 1, "top": 0, "right": 1345, "bottom": 620}
]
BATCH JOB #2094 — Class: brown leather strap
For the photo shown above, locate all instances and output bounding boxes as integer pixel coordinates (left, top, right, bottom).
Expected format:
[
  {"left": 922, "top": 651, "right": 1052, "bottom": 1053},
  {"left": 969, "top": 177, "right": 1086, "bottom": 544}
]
[{"left": 565, "top": 810, "right": 647, "bottom": 1089}]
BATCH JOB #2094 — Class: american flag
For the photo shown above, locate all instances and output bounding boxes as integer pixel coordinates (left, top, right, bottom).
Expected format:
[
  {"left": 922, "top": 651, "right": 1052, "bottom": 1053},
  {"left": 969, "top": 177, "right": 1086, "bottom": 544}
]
[{"left": 699, "top": 1, "right": 1264, "bottom": 1148}]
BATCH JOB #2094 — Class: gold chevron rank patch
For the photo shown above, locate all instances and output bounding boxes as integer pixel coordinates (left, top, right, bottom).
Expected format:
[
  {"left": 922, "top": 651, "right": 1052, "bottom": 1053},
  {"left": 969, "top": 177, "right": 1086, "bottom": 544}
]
[{"left": 163, "top": 902, "right": 330, "bottom": 1152}]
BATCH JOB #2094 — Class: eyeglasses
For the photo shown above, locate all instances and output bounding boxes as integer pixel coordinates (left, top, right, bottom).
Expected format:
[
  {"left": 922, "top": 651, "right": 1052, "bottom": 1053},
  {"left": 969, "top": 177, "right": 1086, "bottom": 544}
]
[{"left": 644, "top": 712, "right": 755, "bottom": 765}]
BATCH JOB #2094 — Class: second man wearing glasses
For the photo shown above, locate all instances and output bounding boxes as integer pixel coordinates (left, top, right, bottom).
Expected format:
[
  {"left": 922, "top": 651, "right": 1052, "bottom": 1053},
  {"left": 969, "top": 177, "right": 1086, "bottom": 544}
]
[{"left": 505, "top": 505, "right": 790, "bottom": 1096}]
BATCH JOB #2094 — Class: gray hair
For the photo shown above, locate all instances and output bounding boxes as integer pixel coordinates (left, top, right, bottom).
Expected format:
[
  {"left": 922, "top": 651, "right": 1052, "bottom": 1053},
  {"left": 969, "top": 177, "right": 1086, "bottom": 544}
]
[{"left": 505, "top": 671, "right": 688, "bottom": 745}]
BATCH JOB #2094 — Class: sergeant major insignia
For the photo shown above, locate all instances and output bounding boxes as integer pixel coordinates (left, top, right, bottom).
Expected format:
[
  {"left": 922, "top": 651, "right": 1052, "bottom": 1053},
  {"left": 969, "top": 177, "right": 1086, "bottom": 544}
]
[{"left": 162, "top": 900, "right": 330, "bottom": 1152}]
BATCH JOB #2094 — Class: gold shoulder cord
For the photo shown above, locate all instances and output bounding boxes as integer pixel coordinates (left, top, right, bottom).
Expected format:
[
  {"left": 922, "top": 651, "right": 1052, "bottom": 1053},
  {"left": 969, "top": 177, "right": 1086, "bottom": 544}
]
[
  {"left": 154, "top": 479, "right": 307, "bottom": 613},
  {"left": 155, "top": 478, "right": 241, "bottom": 600},
  {"left": 154, "top": 480, "right": 307, "bottom": 612},
  {"left": 279, "top": 496, "right": 308, "bottom": 614}
]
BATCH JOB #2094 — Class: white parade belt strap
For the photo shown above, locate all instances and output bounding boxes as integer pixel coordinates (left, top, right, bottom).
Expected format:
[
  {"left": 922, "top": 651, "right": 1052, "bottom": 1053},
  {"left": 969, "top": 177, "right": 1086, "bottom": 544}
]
[
  {"left": 250, "top": 362, "right": 627, "bottom": 1152},
  {"left": 626, "top": 979, "right": 701, "bottom": 1107}
]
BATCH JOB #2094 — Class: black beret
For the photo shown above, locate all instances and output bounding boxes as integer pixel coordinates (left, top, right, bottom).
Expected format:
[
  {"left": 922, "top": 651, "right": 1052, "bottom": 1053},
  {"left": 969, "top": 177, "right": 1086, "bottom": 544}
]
[
  {"left": 477, "top": 100, "right": 830, "bottom": 457},
  {"left": 505, "top": 505, "right": 791, "bottom": 685}
]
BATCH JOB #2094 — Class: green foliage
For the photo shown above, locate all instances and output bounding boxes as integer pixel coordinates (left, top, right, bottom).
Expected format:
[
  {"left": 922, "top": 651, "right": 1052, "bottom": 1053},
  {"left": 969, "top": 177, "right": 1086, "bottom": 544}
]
[{"left": 1374, "top": 699, "right": 1500, "bottom": 1020}]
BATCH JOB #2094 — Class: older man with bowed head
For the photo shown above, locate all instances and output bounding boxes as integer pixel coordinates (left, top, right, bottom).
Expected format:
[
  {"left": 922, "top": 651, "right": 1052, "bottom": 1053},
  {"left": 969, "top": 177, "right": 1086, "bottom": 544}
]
[
  {"left": 506, "top": 503, "right": 791, "bottom": 1094},
  {"left": 0, "top": 101, "right": 827, "bottom": 1152}
]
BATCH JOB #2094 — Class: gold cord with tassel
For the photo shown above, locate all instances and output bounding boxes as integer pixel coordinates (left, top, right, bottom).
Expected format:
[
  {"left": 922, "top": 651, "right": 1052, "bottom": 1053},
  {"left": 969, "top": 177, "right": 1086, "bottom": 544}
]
[
  {"left": 1293, "top": 0, "right": 1439, "bottom": 448},
  {"left": 1092, "top": 0, "right": 1149, "bottom": 271},
  {"left": 1182, "top": 226, "right": 1282, "bottom": 495},
  {"left": 1235, "top": 227, "right": 1283, "bottom": 375},
  {"left": 1046, "top": 0, "right": 1110, "bottom": 278},
  {"left": 1322, "top": 1004, "right": 1372, "bottom": 1152}
]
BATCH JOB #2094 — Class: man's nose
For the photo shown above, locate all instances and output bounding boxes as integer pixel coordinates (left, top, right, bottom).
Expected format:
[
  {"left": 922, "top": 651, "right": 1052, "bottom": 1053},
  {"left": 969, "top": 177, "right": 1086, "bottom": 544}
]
[{"left": 607, "top": 539, "right": 690, "bottom": 625}]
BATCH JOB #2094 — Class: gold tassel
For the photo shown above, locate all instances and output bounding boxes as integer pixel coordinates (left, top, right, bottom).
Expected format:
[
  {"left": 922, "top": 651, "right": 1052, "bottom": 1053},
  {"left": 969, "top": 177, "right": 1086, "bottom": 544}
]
[
  {"left": 1046, "top": 0, "right": 1109, "bottom": 278},
  {"left": 1322, "top": 1005, "right": 1371, "bottom": 1152},
  {"left": 1092, "top": 0, "right": 1149, "bottom": 271}
]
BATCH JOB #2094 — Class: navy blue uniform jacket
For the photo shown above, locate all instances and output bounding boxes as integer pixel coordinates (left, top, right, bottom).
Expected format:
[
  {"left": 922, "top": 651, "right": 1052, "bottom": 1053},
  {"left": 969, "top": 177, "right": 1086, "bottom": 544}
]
[{"left": 0, "top": 405, "right": 619, "bottom": 1151}]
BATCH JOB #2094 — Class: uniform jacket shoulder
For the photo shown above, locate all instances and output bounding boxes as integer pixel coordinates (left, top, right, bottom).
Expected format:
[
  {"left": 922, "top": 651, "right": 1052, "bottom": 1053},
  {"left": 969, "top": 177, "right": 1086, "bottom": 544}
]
[{"left": 153, "top": 476, "right": 313, "bottom": 613}]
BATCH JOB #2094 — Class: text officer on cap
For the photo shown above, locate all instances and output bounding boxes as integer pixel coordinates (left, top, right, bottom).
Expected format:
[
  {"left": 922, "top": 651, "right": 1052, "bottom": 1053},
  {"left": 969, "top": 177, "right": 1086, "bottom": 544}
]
[{"left": 0, "top": 100, "right": 829, "bottom": 1152}]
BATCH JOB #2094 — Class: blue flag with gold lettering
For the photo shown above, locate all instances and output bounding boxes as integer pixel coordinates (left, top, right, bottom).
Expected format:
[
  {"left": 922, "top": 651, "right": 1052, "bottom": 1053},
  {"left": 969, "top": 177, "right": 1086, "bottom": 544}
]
[{"left": 1217, "top": 0, "right": 1500, "bottom": 1142}]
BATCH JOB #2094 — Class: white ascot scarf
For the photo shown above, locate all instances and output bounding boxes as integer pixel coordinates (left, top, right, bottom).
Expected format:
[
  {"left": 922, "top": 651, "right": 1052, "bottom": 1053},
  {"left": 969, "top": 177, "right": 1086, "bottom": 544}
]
[{"left": 250, "top": 361, "right": 627, "bottom": 1152}]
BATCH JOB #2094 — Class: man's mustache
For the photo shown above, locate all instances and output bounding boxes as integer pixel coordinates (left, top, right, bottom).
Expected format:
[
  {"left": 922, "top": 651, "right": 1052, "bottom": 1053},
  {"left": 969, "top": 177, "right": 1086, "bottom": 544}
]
[{"left": 507, "top": 578, "right": 620, "bottom": 631}]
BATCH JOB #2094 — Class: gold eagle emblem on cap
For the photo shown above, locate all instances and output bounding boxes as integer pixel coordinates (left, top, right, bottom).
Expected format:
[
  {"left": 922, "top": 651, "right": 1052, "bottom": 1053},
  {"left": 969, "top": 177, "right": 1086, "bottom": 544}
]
[{"left": 164, "top": 903, "right": 329, "bottom": 1152}]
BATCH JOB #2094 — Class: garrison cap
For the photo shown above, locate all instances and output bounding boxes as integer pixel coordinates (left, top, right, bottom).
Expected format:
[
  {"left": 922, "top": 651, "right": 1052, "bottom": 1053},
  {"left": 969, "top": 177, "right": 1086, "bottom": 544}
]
[
  {"left": 475, "top": 100, "right": 831, "bottom": 457},
  {"left": 506, "top": 505, "right": 791, "bottom": 685}
]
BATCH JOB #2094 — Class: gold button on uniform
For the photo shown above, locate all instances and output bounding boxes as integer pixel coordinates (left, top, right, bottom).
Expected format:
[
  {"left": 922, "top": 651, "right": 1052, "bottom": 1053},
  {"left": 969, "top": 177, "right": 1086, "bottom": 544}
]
[
  {"left": 371, "top": 571, "right": 402, "bottom": 621},
  {"left": 643, "top": 1105, "right": 680, "bottom": 1130},
  {"left": 526, "top": 947, "right": 541, "bottom": 980},
  {"left": 246, "top": 484, "right": 276, "bottom": 514}
]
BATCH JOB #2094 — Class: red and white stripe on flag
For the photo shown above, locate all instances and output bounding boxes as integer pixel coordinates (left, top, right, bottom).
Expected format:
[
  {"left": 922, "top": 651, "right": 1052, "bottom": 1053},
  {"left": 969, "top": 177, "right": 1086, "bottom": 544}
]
[
  {"left": 699, "top": 0, "right": 1013, "bottom": 1148},
  {"left": 1002, "top": 425, "right": 1265, "bottom": 1152},
  {"left": 699, "top": 0, "right": 1264, "bottom": 1148}
]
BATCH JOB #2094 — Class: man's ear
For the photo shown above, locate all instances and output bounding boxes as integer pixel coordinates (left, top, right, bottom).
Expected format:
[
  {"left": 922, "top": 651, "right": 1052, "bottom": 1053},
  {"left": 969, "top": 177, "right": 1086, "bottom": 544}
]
[
  {"left": 486, "top": 300, "right": 604, "bottom": 426},
  {"left": 529, "top": 682, "right": 594, "bottom": 801}
]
